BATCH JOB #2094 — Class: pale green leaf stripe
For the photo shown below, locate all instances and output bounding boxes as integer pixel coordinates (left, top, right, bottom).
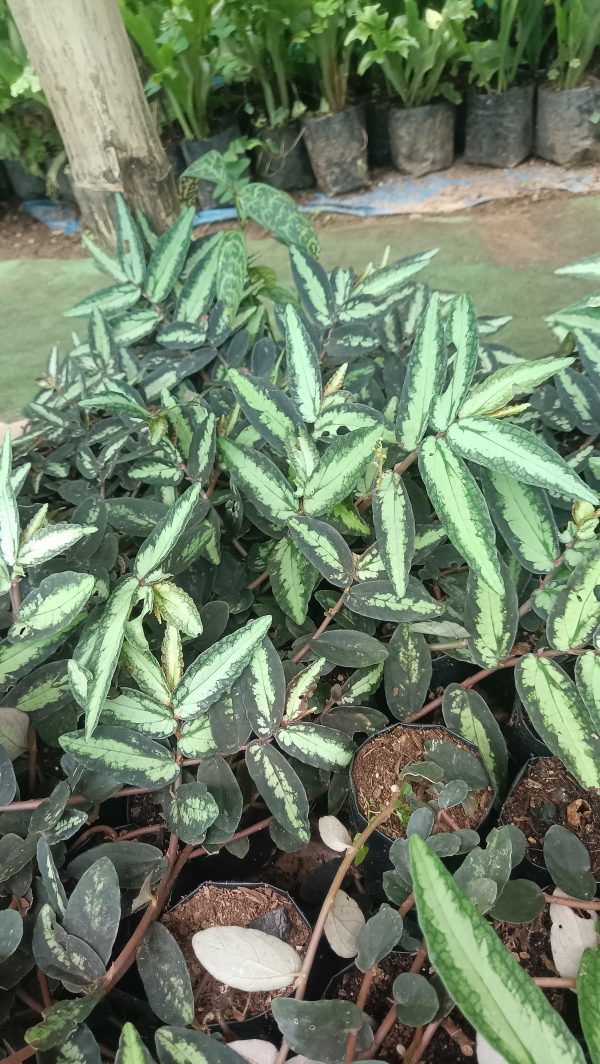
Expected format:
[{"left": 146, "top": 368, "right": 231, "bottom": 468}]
[
  {"left": 144, "top": 208, "right": 194, "bottom": 304},
  {"left": 177, "top": 716, "right": 218, "bottom": 759},
  {"left": 245, "top": 741, "right": 309, "bottom": 842},
  {"left": 409, "top": 835, "right": 585, "bottom": 1064},
  {"left": 155, "top": 1025, "right": 245, "bottom": 1064},
  {"left": 101, "top": 689, "right": 174, "bottom": 738},
  {"left": 458, "top": 355, "right": 574, "bottom": 418},
  {"left": 217, "top": 230, "right": 247, "bottom": 319},
  {"left": 346, "top": 578, "right": 443, "bottom": 622},
  {"left": 172, "top": 615, "right": 272, "bottom": 720},
  {"left": 481, "top": 469, "right": 558, "bottom": 574},
  {"left": 241, "top": 638, "right": 285, "bottom": 737},
  {"left": 84, "top": 577, "right": 138, "bottom": 738},
  {"left": 177, "top": 237, "right": 221, "bottom": 323},
  {"left": 419, "top": 437, "right": 503, "bottom": 595},
  {"left": 516, "top": 655, "right": 600, "bottom": 789},
  {"left": 288, "top": 515, "right": 353, "bottom": 588},
  {"left": 575, "top": 651, "right": 600, "bottom": 726},
  {"left": 0, "top": 434, "right": 19, "bottom": 567},
  {"left": 575, "top": 330, "right": 600, "bottom": 391},
  {"left": 11, "top": 573, "right": 95, "bottom": 641},
  {"left": 0, "top": 625, "right": 79, "bottom": 687},
  {"left": 303, "top": 426, "right": 381, "bottom": 517},
  {"left": 372, "top": 469, "right": 415, "bottom": 598},
  {"left": 442, "top": 685, "right": 507, "bottom": 794},
  {"left": 283, "top": 303, "right": 322, "bottom": 423},
  {"left": 355, "top": 248, "right": 438, "bottom": 299},
  {"left": 268, "top": 537, "right": 316, "bottom": 624},
  {"left": 285, "top": 657, "right": 326, "bottom": 720},
  {"left": 547, "top": 543, "right": 600, "bottom": 651},
  {"left": 218, "top": 438, "right": 297, "bottom": 523},
  {"left": 577, "top": 948, "right": 600, "bottom": 1064},
  {"left": 396, "top": 293, "right": 446, "bottom": 450},
  {"left": 227, "top": 368, "right": 299, "bottom": 454},
  {"left": 115, "top": 195, "right": 145, "bottom": 286},
  {"left": 289, "top": 245, "right": 332, "bottom": 325},
  {"left": 120, "top": 639, "right": 171, "bottom": 705},
  {"left": 61, "top": 726, "right": 179, "bottom": 788},
  {"left": 65, "top": 282, "right": 140, "bottom": 319},
  {"left": 465, "top": 561, "right": 518, "bottom": 669},
  {"left": 276, "top": 722, "right": 354, "bottom": 770},
  {"left": 556, "top": 254, "right": 600, "bottom": 279},
  {"left": 447, "top": 417, "right": 598, "bottom": 505},
  {"left": 431, "top": 294, "right": 478, "bottom": 430},
  {"left": 117, "top": 1022, "right": 153, "bottom": 1064},
  {"left": 135, "top": 484, "right": 203, "bottom": 579},
  {"left": 555, "top": 367, "right": 600, "bottom": 433}
]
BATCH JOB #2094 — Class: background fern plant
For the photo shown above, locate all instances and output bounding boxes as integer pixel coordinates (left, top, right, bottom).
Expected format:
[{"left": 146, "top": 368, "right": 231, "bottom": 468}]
[{"left": 0, "top": 170, "right": 598, "bottom": 1061}]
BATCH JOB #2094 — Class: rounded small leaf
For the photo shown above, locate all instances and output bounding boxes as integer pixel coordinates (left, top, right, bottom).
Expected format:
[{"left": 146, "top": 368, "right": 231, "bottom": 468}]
[
  {"left": 392, "top": 973, "right": 439, "bottom": 1026},
  {"left": 318, "top": 815, "right": 352, "bottom": 853},
  {"left": 355, "top": 905, "right": 403, "bottom": 972},
  {"left": 191, "top": 926, "right": 302, "bottom": 991},
  {"left": 324, "top": 889, "right": 365, "bottom": 958},
  {"left": 543, "top": 824, "right": 596, "bottom": 902}
]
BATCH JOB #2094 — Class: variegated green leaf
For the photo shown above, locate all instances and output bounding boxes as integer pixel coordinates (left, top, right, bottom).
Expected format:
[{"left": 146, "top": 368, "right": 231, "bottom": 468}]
[
  {"left": 176, "top": 235, "right": 222, "bottom": 323},
  {"left": 33, "top": 904, "right": 105, "bottom": 990},
  {"left": 129, "top": 458, "right": 182, "bottom": 486},
  {"left": 346, "top": 577, "right": 443, "bottom": 622},
  {"left": 430, "top": 294, "right": 478, "bottom": 430},
  {"left": 442, "top": 685, "right": 507, "bottom": 794},
  {"left": 555, "top": 367, "right": 600, "bottom": 434},
  {"left": 64, "top": 856, "right": 120, "bottom": 965},
  {"left": 355, "top": 248, "right": 437, "bottom": 300},
  {"left": 373, "top": 469, "right": 415, "bottom": 598},
  {"left": 237, "top": 183, "right": 318, "bottom": 255},
  {"left": 575, "top": 330, "right": 600, "bottom": 392},
  {"left": 227, "top": 368, "right": 300, "bottom": 454},
  {"left": 0, "top": 433, "right": 19, "bottom": 567},
  {"left": 138, "top": 922, "right": 194, "bottom": 1025},
  {"left": 187, "top": 408, "right": 216, "bottom": 485},
  {"left": 310, "top": 629, "right": 388, "bottom": 667},
  {"left": 481, "top": 469, "right": 558, "bottom": 573},
  {"left": 384, "top": 623, "right": 431, "bottom": 719},
  {"left": 458, "top": 355, "right": 574, "bottom": 418},
  {"left": 268, "top": 537, "right": 317, "bottom": 624},
  {"left": 217, "top": 231, "right": 247, "bottom": 321},
  {"left": 245, "top": 741, "right": 309, "bottom": 843},
  {"left": 290, "top": 244, "right": 333, "bottom": 326},
  {"left": 285, "top": 657, "right": 326, "bottom": 720},
  {"left": 172, "top": 615, "right": 272, "bottom": 720},
  {"left": 152, "top": 581, "right": 203, "bottom": 638},
  {"left": 166, "top": 781, "right": 219, "bottom": 845},
  {"left": 177, "top": 715, "right": 218, "bottom": 759},
  {"left": 303, "top": 426, "right": 381, "bottom": 517},
  {"left": 419, "top": 436, "right": 503, "bottom": 595},
  {"left": 17, "top": 522, "right": 96, "bottom": 567},
  {"left": 116, "top": 1022, "right": 154, "bottom": 1064},
  {"left": 575, "top": 650, "right": 600, "bottom": 726},
  {"left": 0, "top": 625, "right": 78, "bottom": 688},
  {"left": 218, "top": 438, "right": 296, "bottom": 523},
  {"left": 84, "top": 577, "right": 138, "bottom": 738},
  {"left": 240, "top": 637, "right": 285, "bottom": 736},
  {"left": 26, "top": 989, "right": 103, "bottom": 1051},
  {"left": 283, "top": 303, "right": 322, "bottom": 423},
  {"left": 101, "top": 689, "right": 174, "bottom": 738},
  {"left": 65, "top": 282, "right": 141, "bottom": 319},
  {"left": 396, "top": 293, "right": 445, "bottom": 451},
  {"left": 577, "top": 948, "right": 600, "bottom": 1064},
  {"left": 409, "top": 835, "right": 585, "bottom": 1064},
  {"left": 120, "top": 638, "right": 171, "bottom": 705},
  {"left": 10, "top": 572, "right": 95, "bottom": 642},
  {"left": 155, "top": 1026, "right": 246, "bottom": 1064},
  {"left": 36, "top": 837, "right": 67, "bottom": 919},
  {"left": 60, "top": 726, "right": 179, "bottom": 789},
  {"left": 276, "top": 722, "right": 354, "bottom": 770},
  {"left": 134, "top": 484, "right": 204, "bottom": 579},
  {"left": 288, "top": 515, "right": 353, "bottom": 588},
  {"left": 447, "top": 418, "right": 598, "bottom": 505},
  {"left": 516, "top": 655, "right": 600, "bottom": 789},
  {"left": 547, "top": 544, "right": 600, "bottom": 650},
  {"left": 116, "top": 195, "right": 146, "bottom": 285},
  {"left": 144, "top": 208, "right": 194, "bottom": 304},
  {"left": 465, "top": 560, "right": 518, "bottom": 668}
]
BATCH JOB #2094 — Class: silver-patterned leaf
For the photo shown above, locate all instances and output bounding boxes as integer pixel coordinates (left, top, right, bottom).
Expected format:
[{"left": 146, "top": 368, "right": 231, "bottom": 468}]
[
  {"left": 396, "top": 293, "right": 445, "bottom": 450},
  {"left": 302, "top": 426, "right": 381, "bottom": 517},
  {"left": 283, "top": 303, "right": 322, "bottom": 423},
  {"left": 372, "top": 469, "right": 415, "bottom": 598},
  {"left": 481, "top": 469, "right": 558, "bottom": 573}
]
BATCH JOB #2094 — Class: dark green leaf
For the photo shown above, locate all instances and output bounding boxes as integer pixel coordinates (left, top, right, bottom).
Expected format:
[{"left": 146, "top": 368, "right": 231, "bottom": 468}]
[{"left": 138, "top": 923, "right": 194, "bottom": 1026}]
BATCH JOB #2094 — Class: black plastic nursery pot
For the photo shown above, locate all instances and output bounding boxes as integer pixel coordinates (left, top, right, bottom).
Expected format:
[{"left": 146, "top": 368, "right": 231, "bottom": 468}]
[
  {"left": 498, "top": 756, "right": 600, "bottom": 887},
  {"left": 507, "top": 694, "right": 550, "bottom": 766},
  {"left": 366, "top": 99, "right": 392, "bottom": 168},
  {"left": 349, "top": 722, "right": 495, "bottom": 879},
  {"left": 301, "top": 104, "right": 369, "bottom": 196},
  {"left": 181, "top": 124, "right": 241, "bottom": 209},
  {"left": 254, "top": 120, "right": 315, "bottom": 191},
  {"left": 464, "top": 84, "right": 535, "bottom": 168},
  {"left": 430, "top": 653, "right": 479, "bottom": 690},
  {"left": 389, "top": 102, "right": 455, "bottom": 177},
  {"left": 160, "top": 880, "right": 323, "bottom": 1040},
  {"left": 535, "top": 83, "right": 600, "bottom": 166},
  {"left": 3, "top": 159, "right": 46, "bottom": 200}
]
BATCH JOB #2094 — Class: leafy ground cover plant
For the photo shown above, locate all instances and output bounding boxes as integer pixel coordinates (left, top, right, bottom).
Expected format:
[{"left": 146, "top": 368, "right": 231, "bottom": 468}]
[{"left": 0, "top": 164, "right": 599, "bottom": 1062}]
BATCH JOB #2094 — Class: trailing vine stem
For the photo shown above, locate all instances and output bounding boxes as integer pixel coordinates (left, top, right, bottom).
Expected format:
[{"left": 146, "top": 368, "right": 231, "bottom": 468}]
[{"left": 274, "top": 786, "right": 401, "bottom": 1064}]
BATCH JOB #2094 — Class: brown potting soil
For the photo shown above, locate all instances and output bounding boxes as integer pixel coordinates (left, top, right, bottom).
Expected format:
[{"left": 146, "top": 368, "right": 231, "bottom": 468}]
[
  {"left": 333, "top": 954, "right": 474, "bottom": 1062},
  {"left": 499, "top": 756, "right": 600, "bottom": 877},
  {"left": 352, "top": 726, "right": 492, "bottom": 839},
  {"left": 128, "top": 792, "right": 164, "bottom": 829},
  {"left": 493, "top": 906, "right": 564, "bottom": 1013},
  {"left": 161, "top": 883, "right": 309, "bottom": 1026}
]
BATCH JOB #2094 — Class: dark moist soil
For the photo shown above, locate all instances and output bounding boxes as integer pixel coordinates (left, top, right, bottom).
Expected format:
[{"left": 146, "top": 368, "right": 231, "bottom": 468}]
[
  {"left": 128, "top": 792, "right": 164, "bottom": 829},
  {"left": 493, "top": 907, "right": 564, "bottom": 1013},
  {"left": 352, "top": 727, "right": 492, "bottom": 839},
  {"left": 333, "top": 955, "right": 475, "bottom": 1062},
  {"left": 161, "top": 883, "right": 310, "bottom": 1025},
  {"left": 254, "top": 838, "right": 340, "bottom": 894},
  {"left": 499, "top": 756, "right": 600, "bottom": 877}
]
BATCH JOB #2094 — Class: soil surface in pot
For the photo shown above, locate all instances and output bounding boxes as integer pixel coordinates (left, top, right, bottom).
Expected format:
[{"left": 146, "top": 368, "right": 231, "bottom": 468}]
[
  {"left": 161, "top": 883, "right": 309, "bottom": 1025},
  {"left": 499, "top": 757, "right": 600, "bottom": 876},
  {"left": 333, "top": 954, "right": 474, "bottom": 1061},
  {"left": 493, "top": 907, "right": 564, "bottom": 1013},
  {"left": 352, "top": 726, "right": 492, "bottom": 838},
  {"left": 128, "top": 793, "right": 163, "bottom": 828}
]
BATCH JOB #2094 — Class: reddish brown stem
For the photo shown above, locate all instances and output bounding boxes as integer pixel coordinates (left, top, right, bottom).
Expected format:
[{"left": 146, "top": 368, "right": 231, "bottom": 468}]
[
  {"left": 187, "top": 814, "right": 274, "bottom": 860},
  {"left": 247, "top": 569, "right": 269, "bottom": 592},
  {"left": 0, "top": 785, "right": 162, "bottom": 816},
  {"left": 543, "top": 892, "right": 600, "bottom": 910},
  {"left": 408, "top": 1020, "right": 442, "bottom": 1063},
  {"left": 345, "top": 967, "right": 377, "bottom": 1064},
  {"left": 292, "top": 586, "right": 350, "bottom": 664},
  {"left": 36, "top": 970, "right": 52, "bottom": 1010},
  {"left": 118, "top": 824, "right": 165, "bottom": 841},
  {"left": 0, "top": 1046, "right": 36, "bottom": 1064},
  {"left": 535, "top": 977, "right": 576, "bottom": 988},
  {"left": 9, "top": 579, "right": 22, "bottom": 621},
  {"left": 69, "top": 824, "right": 119, "bottom": 852},
  {"left": 441, "top": 1017, "right": 474, "bottom": 1056},
  {"left": 27, "top": 726, "right": 37, "bottom": 795},
  {"left": 362, "top": 944, "right": 427, "bottom": 1059}
]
